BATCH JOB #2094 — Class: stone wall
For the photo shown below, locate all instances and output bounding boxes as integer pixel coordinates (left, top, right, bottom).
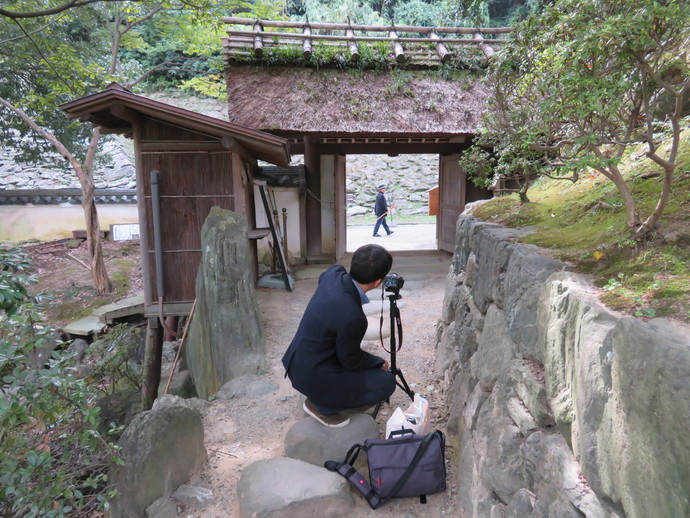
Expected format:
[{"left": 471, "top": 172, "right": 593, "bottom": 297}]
[{"left": 436, "top": 215, "right": 690, "bottom": 518}]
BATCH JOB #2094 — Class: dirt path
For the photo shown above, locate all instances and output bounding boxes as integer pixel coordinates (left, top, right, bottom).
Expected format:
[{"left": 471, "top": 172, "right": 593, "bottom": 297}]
[{"left": 185, "top": 251, "right": 458, "bottom": 517}]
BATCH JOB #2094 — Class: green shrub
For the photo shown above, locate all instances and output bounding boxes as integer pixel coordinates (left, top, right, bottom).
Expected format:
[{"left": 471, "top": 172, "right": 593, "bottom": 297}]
[{"left": 0, "top": 251, "right": 120, "bottom": 517}]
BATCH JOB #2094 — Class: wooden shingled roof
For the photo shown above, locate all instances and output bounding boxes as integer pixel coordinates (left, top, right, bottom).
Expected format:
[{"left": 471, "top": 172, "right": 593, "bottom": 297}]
[{"left": 60, "top": 83, "right": 291, "bottom": 166}]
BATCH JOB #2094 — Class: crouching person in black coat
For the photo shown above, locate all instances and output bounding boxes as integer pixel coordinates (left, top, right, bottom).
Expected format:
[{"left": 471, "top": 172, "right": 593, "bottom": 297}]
[{"left": 281, "top": 244, "right": 396, "bottom": 427}]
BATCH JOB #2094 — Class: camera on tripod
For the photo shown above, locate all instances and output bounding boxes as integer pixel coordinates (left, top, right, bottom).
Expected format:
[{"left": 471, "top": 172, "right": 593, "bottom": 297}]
[{"left": 383, "top": 272, "right": 404, "bottom": 295}]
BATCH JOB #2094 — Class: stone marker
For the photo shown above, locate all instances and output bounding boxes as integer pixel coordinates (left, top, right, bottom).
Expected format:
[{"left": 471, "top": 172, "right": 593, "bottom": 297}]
[{"left": 185, "top": 207, "right": 265, "bottom": 399}]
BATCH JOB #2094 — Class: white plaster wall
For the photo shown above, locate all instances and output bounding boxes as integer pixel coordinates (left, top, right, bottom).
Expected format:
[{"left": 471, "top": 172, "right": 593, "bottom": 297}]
[
  {"left": 0, "top": 205, "right": 139, "bottom": 242},
  {"left": 252, "top": 186, "right": 302, "bottom": 261}
]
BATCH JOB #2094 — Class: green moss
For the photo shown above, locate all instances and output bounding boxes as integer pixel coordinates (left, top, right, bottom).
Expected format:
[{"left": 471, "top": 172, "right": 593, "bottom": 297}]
[{"left": 474, "top": 124, "right": 690, "bottom": 323}]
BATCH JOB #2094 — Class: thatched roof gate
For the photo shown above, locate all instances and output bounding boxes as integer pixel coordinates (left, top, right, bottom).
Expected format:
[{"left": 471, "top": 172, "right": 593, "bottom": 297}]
[{"left": 223, "top": 18, "right": 509, "bottom": 259}]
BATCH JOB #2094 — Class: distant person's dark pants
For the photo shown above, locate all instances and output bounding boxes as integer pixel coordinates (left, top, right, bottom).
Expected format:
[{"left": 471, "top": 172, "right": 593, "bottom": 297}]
[{"left": 373, "top": 217, "right": 391, "bottom": 235}]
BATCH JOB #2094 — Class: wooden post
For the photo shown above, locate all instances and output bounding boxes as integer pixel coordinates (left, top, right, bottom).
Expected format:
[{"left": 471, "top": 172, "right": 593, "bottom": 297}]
[
  {"left": 389, "top": 30, "right": 405, "bottom": 63},
  {"left": 141, "top": 316, "right": 163, "bottom": 410},
  {"left": 253, "top": 21, "right": 263, "bottom": 57},
  {"left": 303, "top": 25, "right": 312, "bottom": 59},
  {"left": 346, "top": 28, "right": 359, "bottom": 62},
  {"left": 430, "top": 31, "right": 451, "bottom": 63},
  {"left": 164, "top": 316, "right": 178, "bottom": 342},
  {"left": 304, "top": 135, "right": 322, "bottom": 259}
]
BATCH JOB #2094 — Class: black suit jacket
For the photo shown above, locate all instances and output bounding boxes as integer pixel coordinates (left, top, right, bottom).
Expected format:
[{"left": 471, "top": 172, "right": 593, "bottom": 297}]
[
  {"left": 281, "top": 265, "right": 385, "bottom": 405},
  {"left": 375, "top": 191, "right": 388, "bottom": 217}
]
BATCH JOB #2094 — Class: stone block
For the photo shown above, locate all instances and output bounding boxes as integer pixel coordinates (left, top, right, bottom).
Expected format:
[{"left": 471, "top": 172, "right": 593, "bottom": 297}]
[
  {"left": 284, "top": 413, "right": 379, "bottom": 467},
  {"left": 237, "top": 457, "right": 352, "bottom": 518}
]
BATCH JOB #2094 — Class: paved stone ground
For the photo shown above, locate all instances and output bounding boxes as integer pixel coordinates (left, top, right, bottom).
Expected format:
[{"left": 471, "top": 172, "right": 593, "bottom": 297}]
[{"left": 347, "top": 222, "right": 437, "bottom": 253}]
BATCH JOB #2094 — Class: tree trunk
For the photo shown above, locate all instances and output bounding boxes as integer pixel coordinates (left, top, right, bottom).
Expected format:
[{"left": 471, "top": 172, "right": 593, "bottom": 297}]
[
  {"left": 141, "top": 317, "right": 163, "bottom": 410},
  {"left": 81, "top": 129, "right": 112, "bottom": 294},
  {"left": 0, "top": 98, "right": 112, "bottom": 294},
  {"left": 593, "top": 158, "right": 641, "bottom": 231}
]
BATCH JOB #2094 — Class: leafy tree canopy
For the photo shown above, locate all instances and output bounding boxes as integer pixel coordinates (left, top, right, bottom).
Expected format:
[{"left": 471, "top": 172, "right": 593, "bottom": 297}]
[{"left": 479, "top": 0, "right": 690, "bottom": 237}]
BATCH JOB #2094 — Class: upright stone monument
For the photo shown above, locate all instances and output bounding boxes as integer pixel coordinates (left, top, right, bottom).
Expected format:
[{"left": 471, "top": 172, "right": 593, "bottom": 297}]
[{"left": 185, "top": 207, "right": 265, "bottom": 399}]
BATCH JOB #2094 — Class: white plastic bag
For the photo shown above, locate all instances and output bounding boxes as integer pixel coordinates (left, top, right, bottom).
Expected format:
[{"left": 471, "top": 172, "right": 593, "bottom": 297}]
[{"left": 385, "top": 394, "right": 430, "bottom": 438}]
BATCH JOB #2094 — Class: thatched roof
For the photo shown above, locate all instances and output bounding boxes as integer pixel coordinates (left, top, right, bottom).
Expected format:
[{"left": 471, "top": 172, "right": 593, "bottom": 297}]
[{"left": 225, "top": 67, "right": 489, "bottom": 137}]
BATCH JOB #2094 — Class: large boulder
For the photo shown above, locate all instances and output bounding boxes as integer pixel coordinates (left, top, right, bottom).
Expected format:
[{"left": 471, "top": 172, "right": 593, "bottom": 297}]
[
  {"left": 185, "top": 207, "right": 265, "bottom": 399},
  {"left": 237, "top": 457, "right": 352, "bottom": 518},
  {"left": 107, "top": 395, "right": 207, "bottom": 518},
  {"left": 284, "top": 413, "right": 379, "bottom": 467}
]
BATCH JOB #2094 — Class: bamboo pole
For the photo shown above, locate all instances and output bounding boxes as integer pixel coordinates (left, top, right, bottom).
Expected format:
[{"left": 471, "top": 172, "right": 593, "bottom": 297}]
[
  {"left": 226, "top": 29, "right": 509, "bottom": 45},
  {"left": 389, "top": 30, "right": 405, "bottom": 63},
  {"left": 474, "top": 32, "right": 496, "bottom": 58},
  {"left": 164, "top": 298, "right": 197, "bottom": 395},
  {"left": 223, "top": 16, "right": 513, "bottom": 35},
  {"left": 253, "top": 21, "right": 263, "bottom": 57},
  {"left": 346, "top": 28, "right": 359, "bottom": 62},
  {"left": 303, "top": 25, "right": 312, "bottom": 58},
  {"left": 430, "top": 31, "right": 452, "bottom": 63}
]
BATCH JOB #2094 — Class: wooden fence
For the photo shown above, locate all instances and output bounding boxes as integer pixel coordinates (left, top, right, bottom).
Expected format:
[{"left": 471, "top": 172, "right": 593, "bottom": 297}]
[{"left": 223, "top": 17, "right": 512, "bottom": 66}]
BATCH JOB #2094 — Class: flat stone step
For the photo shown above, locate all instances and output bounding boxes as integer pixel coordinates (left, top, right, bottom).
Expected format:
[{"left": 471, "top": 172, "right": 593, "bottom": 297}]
[
  {"left": 62, "top": 315, "right": 106, "bottom": 338},
  {"left": 92, "top": 292, "right": 145, "bottom": 324}
]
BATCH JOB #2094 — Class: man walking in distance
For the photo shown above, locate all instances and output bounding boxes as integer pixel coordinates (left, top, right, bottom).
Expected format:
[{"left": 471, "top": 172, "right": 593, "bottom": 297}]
[
  {"left": 373, "top": 184, "right": 394, "bottom": 237},
  {"left": 281, "top": 244, "right": 396, "bottom": 427}
]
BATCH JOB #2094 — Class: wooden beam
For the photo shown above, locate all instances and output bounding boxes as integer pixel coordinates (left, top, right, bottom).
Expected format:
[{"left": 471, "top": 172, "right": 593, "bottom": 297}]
[
  {"left": 303, "top": 136, "right": 321, "bottom": 258},
  {"left": 222, "top": 135, "right": 258, "bottom": 169},
  {"left": 289, "top": 141, "right": 470, "bottom": 155},
  {"left": 139, "top": 141, "right": 231, "bottom": 152},
  {"left": 430, "top": 32, "right": 452, "bottom": 63},
  {"left": 346, "top": 28, "right": 359, "bottom": 62},
  {"left": 474, "top": 32, "right": 496, "bottom": 58},
  {"left": 389, "top": 30, "right": 405, "bottom": 63},
  {"left": 223, "top": 16, "right": 513, "bottom": 35},
  {"left": 109, "top": 103, "right": 141, "bottom": 126},
  {"left": 303, "top": 25, "right": 312, "bottom": 58}
]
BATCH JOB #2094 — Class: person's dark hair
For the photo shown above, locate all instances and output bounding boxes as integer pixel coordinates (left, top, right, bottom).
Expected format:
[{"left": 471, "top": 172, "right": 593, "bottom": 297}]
[{"left": 349, "top": 244, "right": 393, "bottom": 284}]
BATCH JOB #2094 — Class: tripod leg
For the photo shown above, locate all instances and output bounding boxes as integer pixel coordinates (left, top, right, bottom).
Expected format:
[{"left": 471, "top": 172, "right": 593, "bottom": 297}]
[
  {"left": 393, "top": 368, "right": 415, "bottom": 400},
  {"left": 372, "top": 400, "right": 383, "bottom": 419}
]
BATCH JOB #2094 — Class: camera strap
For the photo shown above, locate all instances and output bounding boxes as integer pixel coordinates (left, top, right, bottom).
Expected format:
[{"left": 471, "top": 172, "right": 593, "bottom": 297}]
[{"left": 379, "top": 289, "right": 403, "bottom": 354}]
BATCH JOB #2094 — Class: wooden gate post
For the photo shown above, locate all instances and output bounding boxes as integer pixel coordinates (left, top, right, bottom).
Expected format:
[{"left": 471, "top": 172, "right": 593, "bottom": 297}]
[{"left": 141, "top": 316, "right": 164, "bottom": 410}]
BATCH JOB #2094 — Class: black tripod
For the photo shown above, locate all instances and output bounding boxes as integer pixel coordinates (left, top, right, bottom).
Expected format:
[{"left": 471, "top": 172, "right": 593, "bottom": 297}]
[{"left": 373, "top": 291, "right": 415, "bottom": 418}]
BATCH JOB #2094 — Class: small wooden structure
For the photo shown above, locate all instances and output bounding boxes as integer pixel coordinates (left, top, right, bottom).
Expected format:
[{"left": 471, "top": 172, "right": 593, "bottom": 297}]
[
  {"left": 61, "top": 83, "right": 289, "bottom": 316},
  {"left": 61, "top": 83, "right": 290, "bottom": 406}
]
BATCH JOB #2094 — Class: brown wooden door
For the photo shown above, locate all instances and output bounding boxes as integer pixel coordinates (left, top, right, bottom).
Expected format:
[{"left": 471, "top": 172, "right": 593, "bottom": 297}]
[
  {"left": 438, "top": 153, "right": 465, "bottom": 252},
  {"left": 140, "top": 150, "right": 236, "bottom": 306},
  {"left": 334, "top": 153, "right": 347, "bottom": 259}
]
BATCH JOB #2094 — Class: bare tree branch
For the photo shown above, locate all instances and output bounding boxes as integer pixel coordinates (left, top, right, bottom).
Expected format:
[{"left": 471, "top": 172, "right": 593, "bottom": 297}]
[{"left": 0, "top": 0, "right": 129, "bottom": 20}]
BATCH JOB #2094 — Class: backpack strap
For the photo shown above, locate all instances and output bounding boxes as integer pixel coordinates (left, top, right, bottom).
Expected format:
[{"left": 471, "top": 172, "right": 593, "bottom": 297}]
[{"left": 324, "top": 460, "right": 382, "bottom": 509}]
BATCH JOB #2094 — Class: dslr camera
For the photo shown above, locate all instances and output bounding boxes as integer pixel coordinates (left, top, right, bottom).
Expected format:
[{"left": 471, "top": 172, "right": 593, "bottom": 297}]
[{"left": 383, "top": 272, "right": 405, "bottom": 294}]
